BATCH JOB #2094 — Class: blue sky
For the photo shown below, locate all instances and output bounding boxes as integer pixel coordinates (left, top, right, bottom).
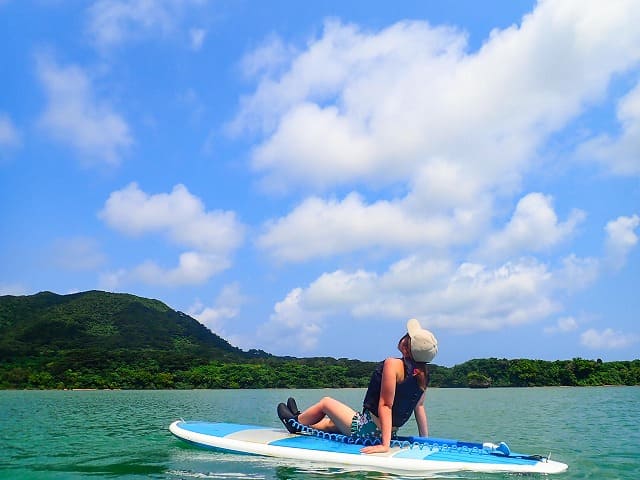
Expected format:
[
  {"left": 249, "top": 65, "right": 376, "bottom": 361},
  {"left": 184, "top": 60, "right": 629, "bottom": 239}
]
[{"left": 1, "top": 0, "right": 638, "bottom": 366}]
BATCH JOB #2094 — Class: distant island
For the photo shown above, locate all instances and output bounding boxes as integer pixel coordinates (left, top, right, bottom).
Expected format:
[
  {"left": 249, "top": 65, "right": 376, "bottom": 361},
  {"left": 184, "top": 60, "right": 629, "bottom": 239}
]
[{"left": 1, "top": 291, "right": 638, "bottom": 390}]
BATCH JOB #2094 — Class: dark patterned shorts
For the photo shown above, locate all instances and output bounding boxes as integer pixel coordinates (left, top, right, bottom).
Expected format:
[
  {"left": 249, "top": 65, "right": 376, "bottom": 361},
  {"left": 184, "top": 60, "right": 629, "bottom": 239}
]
[{"left": 350, "top": 410, "right": 380, "bottom": 437}]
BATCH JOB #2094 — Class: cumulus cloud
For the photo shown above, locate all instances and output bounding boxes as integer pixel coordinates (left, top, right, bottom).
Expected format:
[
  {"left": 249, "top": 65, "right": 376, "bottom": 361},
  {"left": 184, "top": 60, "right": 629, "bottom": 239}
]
[
  {"left": 544, "top": 316, "right": 579, "bottom": 334},
  {"left": 100, "top": 182, "right": 244, "bottom": 253},
  {"left": 259, "top": 224, "right": 634, "bottom": 352},
  {"left": 257, "top": 193, "right": 486, "bottom": 262},
  {"left": 99, "top": 183, "right": 245, "bottom": 286},
  {"left": 257, "top": 256, "right": 565, "bottom": 351},
  {"left": 243, "top": 1, "right": 640, "bottom": 266},
  {"left": 581, "top": 328, "right": 638, "bottom": 349},
  {"left": 132, "top": 252, "right": 229, "bottom": 286},
  {"left": 101, "top": 253, "right": 229, "bottom": 288},
  {"left": 478, "top": 193, "right": 586, "bottom": 261},
  {"left": 506, "top": 212, "right": 638, "bottom": 297},
  {"left": 0, "top": 113, "right": 21, "bottom": 151},
  {"left": 86, "top": 0, "right": 208, "bottom": 49},
  {"left": 255, "top": 288, "right": 324, "bottom": 355},
  {"left": 36, "top": 54, "right": 132, "bottom": 165},
  {"left": 578, "top": 80, "right": 640, "bottom": 176},
  {"left": 257, "top": 208, "right": 640, "bottom": 354},
  {"left": 240, "top": 35, "right": 295, "bottom": 79},
  {"left": 604, "top": 214, "right": 640, "bottom": 269},
  {"left": 258, "top": 190, "right": 582, "bottom": 265},
  {"left": 235, "top": 1, "right": 640, "bottom": 195},
  {"left": 188, "top": 283, "right": 246, "bottom": 337}
]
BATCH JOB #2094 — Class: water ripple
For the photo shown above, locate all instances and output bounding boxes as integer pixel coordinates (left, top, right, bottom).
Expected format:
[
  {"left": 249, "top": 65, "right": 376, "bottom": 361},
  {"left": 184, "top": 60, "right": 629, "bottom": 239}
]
[{"left": 1, "top": 387, "right": 638, "bottom": 479}]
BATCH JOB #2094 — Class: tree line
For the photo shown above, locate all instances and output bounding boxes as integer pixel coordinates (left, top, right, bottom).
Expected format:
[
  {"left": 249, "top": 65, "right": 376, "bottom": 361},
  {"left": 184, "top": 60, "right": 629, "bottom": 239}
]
[{"left": 1, "top": 355, "right": 638, "bottom": 390}]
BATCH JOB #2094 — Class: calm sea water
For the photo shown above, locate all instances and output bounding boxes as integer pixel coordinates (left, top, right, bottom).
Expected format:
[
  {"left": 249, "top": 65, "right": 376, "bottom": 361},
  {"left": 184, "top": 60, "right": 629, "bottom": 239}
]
[{"left": 1, "top": 387, "right": 638, "bottom": 479}]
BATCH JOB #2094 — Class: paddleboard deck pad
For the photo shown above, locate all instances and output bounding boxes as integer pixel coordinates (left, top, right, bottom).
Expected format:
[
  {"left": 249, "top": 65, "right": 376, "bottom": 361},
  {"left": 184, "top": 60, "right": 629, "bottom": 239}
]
[{"left": 170, "top": 420, "right": 568, "bottom": 474}]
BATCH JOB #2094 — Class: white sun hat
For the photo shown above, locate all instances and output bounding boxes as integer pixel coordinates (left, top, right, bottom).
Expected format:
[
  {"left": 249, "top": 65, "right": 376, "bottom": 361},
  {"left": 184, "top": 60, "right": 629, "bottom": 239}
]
[{"left": 407, "top": 318, "right": 438, "bottom": 363}]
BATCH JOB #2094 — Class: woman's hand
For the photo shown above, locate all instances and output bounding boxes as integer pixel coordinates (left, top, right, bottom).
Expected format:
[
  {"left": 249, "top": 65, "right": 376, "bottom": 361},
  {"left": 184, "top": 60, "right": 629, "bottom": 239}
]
[{"left": 360, "top": 444, "right": 390, "bottom": 454}]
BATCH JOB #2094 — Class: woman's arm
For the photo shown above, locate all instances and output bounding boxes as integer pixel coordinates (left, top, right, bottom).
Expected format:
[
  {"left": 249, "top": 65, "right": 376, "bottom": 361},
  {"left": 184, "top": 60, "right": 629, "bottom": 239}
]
[
  {"left": 413, "top": 390, "right": 428, "bottom": 437},
  {"left": 361, "top": 358, "right": 403, "bottom": 454}
]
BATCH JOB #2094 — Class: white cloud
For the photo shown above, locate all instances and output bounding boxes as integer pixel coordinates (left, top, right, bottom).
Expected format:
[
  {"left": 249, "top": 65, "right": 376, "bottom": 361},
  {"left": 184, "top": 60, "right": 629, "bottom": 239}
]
[
  {"left": 261, "top": 232, "right": 629, "bottom": 353},
  {"left": 578, "top": 80, "right": 640, "bottom": 176},
  {"left": 402, "top": 161, "right": 488, "bottom": 215},
  {"left": 188, "top": 282, "right": 246, "bottom": 336},
  {"left": 544, "top": 316, "right": 579, "bottom": 334},
  {"left": 255, "top": 288, "right": 324, "bottom": 355},
  {"left": 251, "top": 103, "right": 377, "bottom": 192},
  {"left": 131, "top": 251, "right": 229, "bottom": 286},
  {"left": 101, "top": 252, "right": 229, "bottom": 289},
  {"left": 0, "top": 113, "right": 21, "bottom": 151},
  {"left": 257, "top": 193, "right": 486, "bottom": 262},
  {"left": 258, "top": 190, "right": 582, "bottom": 265},
  {"left": 604, "top": 214, "right": 640, "bottom": 269},
  {"left": 37, "top": 54, "right": 132, "bottom": 166},
  {"left": 235, "top": 2, "right": 640, "bottom": 195},
  {"left": 101, "top": 183, "right": 243, "bottom": 252},
  {"left": 240, "top": 35, "right": 294, "bottom": 79},
  {"left": 478, "top": 193, "right": 586, "bottom": 261},
  {"left": 86, "top": 0, "right": 208, "bottom": 49},
  {"left": 244, "top": 1, "right": 639, "bottom": 265},
  {"left": 50, "top": 237, "right": 106, "bottom": 271},
  {"left": 580, "top": 328, "right": 638, "bottom": 349},
  {"left": 99, "top": 183, "right": 245, "bottom": 286},
  {"left": 539, "top": 212, "right": 639, "bottom": 293},
  {"left": 262, "top": 256, "right": 563, "bottom": 351}
]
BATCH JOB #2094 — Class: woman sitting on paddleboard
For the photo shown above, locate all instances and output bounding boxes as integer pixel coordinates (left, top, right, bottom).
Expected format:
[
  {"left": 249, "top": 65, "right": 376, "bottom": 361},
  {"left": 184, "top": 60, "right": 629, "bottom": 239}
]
[{"left": 277, "top": 318, "right": 438, "bottom": 454}]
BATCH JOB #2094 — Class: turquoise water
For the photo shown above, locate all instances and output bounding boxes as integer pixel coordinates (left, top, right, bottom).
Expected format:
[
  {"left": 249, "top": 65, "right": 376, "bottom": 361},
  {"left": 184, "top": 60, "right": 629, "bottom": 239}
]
[{"left": 1, "top": 387, "right": 638, "bottom": 479}]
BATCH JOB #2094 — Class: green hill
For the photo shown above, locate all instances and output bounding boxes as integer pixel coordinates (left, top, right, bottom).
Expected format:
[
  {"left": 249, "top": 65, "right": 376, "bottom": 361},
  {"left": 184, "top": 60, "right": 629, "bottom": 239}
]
[
  {"left": 0, "top": 290, "right": 246, "bottom": 361},
  {"left": 0, "top": 290, "right": 373, "bottom": 389},
  {"left": 0, "top": 290, "right": 264, "bottom": 388}
]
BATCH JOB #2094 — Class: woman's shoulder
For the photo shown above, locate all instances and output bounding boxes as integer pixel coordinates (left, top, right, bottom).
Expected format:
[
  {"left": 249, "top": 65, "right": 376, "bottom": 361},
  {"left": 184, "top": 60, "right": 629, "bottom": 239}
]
[
  {"left": 382, "top": 357, "right": 403, "bottom": 365},
  {"left": 382, "top": 357, "right": 406, "bottom": 376}
]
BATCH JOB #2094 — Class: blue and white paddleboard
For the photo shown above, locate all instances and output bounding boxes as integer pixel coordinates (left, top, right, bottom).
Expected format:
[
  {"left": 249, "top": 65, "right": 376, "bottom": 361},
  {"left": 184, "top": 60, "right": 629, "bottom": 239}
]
[{"left": 169, "top": 420, "right": 568, "bottom": 475}]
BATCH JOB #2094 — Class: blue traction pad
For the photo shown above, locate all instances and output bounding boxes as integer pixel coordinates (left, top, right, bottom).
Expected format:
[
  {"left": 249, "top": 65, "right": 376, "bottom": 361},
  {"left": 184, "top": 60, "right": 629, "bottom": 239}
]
[
  {"left": 271, "top": 436, "right": 365, "bottom": 455},
  {"left": 270, "top": 435, "right": 537, "bottom": 465}
]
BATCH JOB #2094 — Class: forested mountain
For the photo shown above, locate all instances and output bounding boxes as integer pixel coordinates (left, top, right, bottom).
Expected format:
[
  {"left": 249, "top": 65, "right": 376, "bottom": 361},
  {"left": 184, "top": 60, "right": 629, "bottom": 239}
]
[
  {"left": 0, "top": 290, "right": 250, "bottom": 362},
  {"left": 0, "top": 290, "right": 374, "bottom": 389},
  {"left": 1, "top": 291, "right": 638, "bottom": 389}
]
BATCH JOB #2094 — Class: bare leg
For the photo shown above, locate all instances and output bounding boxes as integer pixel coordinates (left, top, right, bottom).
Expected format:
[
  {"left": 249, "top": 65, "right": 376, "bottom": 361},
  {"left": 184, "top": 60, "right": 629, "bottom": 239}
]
[
  {"left": 297, "top": 396, "right": 356, "bottom": 435},
  {"left": 311, "top": 417, "right": 338, "bottom": 432}
]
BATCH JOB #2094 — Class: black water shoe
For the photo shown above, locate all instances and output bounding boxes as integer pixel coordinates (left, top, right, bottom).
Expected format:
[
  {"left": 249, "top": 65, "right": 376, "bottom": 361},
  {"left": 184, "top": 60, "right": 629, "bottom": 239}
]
[
  {"left": 287, "top": 397, "right": 301, "bottom": 416},
  {"left": 277, "top": 403, "right": 300, "bottom": 434}
]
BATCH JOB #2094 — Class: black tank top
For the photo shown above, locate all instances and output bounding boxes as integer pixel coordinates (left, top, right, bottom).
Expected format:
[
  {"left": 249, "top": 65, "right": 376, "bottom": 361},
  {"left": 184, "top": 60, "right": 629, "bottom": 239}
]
[{"left": 361, "top": 358, "right": 426, "bottom": 427}]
